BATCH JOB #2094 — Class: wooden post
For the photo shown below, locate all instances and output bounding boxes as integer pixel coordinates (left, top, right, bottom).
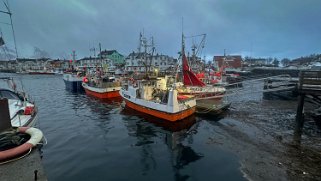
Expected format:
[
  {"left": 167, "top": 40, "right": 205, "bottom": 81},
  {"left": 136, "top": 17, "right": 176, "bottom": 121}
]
[
  {"left": 0, "top": 98, "right": 12, "bottom": 132},
  {"left": 295, "top": 94, "right": 305, "bottom": 132},
  {"left": 294, "top": 71, "right": 304, "bottom": 143}
]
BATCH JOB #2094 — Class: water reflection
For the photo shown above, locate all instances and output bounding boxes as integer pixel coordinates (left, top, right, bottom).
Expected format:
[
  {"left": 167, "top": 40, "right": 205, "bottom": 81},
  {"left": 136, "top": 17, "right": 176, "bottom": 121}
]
[
  {"left": 121, "top": 107, "right": 203, "bottom": 181},
  {"left": 82, "top": 97, "right": 122, "bottom": 115}
]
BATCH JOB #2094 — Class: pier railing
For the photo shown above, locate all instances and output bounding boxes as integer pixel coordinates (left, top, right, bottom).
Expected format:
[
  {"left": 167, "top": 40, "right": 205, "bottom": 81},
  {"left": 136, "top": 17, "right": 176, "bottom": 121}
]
[
  {"left": 298, "top": 70, "right": 321, "bottom": 95},
  {"left": 295, "top": 70, "right": 321, "bottom": 143}
]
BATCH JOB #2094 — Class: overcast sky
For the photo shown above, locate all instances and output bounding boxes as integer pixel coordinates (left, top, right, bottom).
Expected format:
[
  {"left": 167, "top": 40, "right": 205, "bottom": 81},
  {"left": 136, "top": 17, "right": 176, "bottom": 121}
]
[{"left": 0, "top": 0, "right": 320, "bottom": 61}]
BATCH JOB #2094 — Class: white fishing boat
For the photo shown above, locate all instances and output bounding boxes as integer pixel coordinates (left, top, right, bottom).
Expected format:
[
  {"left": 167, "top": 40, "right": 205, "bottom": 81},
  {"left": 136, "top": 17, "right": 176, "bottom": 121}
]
[
  {"left": 0, "top": 77, "right": 38, "bottom": 127},
  {"left": 120, "top": 78, "right": 196, "bottom": 122}
]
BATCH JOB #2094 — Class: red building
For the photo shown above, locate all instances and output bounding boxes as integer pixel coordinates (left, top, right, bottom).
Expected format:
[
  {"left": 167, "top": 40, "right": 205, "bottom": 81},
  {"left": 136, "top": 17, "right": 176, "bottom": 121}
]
[{"left": 213, "top": 55, "right": 242, "bottom": 68}]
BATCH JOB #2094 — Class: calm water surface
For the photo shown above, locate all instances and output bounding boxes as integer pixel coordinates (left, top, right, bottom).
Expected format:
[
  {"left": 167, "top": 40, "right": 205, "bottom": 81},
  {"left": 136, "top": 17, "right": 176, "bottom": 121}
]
[{"left": 2, "top": 74, "right": 247, "bottom": 181}]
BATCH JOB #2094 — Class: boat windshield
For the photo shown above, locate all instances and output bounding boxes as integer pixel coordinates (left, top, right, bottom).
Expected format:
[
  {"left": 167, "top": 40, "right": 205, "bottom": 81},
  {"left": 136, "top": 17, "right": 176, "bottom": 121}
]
[{"left": 0, "top": 90, "right": 21, "bottom": 100}]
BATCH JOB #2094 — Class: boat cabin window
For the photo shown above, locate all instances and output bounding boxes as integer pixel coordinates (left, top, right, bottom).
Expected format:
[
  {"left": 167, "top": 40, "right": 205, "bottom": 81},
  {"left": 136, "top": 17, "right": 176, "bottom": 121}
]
[
  {"left": 103, "top": 77, "right": 115, "bottom": 82},
  {"left": 0, "top": 90, "right": 20, "bottom": 100}
]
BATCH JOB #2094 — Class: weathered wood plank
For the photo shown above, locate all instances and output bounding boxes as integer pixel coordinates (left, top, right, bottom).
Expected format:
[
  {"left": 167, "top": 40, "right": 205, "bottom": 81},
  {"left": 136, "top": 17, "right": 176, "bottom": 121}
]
[
  {"left": 302, "top": 79, "right": 321, "bottom": 85},
  {"left": 298, "top": 71, "right": 321, "bottom": 95},
  {"left": 302, "top": 71, "right": 321, "bottom": 77}
]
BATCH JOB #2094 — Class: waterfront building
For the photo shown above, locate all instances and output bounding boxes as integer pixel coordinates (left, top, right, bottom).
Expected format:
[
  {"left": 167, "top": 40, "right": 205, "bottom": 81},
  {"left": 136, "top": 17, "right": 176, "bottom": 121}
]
[
  {"left": 98, "top": 50, "right": 125, "bottom": 66},
  {"left": 124, "top": 52, "right": 177, "bottom": 73},
  {"left": 0, "top": 60, "right": 16, "bottom": 70},
  {"left": 214, "top": 55, "right": 242, "bottom": 69},
  {"left": 16, "top": 58, "right": 53, "bottom": 71}
]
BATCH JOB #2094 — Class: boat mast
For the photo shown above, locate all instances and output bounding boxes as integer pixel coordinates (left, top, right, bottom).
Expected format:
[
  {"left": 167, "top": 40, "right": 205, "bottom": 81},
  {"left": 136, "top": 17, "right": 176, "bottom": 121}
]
[
  {"left": 0, "top": 0, "right": 18, "bottom": 61},
  {"left": 71, "top": 50, "right": 76, "bottom": 70},
  {"left": 99, "top": 43, "right": 102, "bottom": 70},
  {"left": 140, "top": 32, "right": 155, "bottom": 78}
]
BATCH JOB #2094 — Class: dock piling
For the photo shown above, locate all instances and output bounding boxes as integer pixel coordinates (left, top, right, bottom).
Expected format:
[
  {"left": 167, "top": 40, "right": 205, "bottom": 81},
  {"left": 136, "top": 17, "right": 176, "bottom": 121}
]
[{"left": 294, "top": 70, "right": 321, "bottom": 144}]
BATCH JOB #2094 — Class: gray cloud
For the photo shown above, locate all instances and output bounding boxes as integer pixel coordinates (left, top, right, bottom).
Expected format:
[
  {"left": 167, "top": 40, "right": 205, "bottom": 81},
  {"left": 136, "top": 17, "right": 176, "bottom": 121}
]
[{"left": 0, "top": 0, "right": 320, "bottom": 60}]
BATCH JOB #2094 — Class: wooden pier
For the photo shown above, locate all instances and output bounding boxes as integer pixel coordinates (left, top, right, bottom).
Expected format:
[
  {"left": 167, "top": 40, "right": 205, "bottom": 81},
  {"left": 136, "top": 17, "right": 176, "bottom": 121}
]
[{"left": 295, "top": 70, "right": 321, "bottom": 142}]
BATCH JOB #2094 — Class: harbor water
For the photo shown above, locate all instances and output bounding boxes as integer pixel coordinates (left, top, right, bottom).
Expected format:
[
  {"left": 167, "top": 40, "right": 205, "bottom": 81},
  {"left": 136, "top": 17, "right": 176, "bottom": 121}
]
[{"left": 2, "top": 73, "right": 321, "bottom": 180}]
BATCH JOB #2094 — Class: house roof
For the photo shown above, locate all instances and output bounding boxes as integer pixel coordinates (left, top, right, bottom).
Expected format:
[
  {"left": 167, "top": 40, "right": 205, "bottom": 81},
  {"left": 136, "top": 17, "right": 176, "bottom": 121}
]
[
  {"left": 100, "top": 50, "right": 117, "bottom": 56},
  {"left": 213, "top": 55, "right": 242, "bottom": 62}
]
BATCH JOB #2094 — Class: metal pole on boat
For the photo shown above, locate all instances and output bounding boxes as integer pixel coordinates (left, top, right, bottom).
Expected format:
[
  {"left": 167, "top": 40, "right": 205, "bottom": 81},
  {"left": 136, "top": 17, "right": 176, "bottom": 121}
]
[{"left": 0, "top": 1, "right": 19, "bottom": 60}]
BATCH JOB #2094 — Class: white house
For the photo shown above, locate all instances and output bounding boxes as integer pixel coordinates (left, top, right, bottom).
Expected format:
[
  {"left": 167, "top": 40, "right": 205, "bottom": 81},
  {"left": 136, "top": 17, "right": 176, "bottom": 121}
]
[{"left": 125, "top": 52, "right": 177, "bottom": 73}]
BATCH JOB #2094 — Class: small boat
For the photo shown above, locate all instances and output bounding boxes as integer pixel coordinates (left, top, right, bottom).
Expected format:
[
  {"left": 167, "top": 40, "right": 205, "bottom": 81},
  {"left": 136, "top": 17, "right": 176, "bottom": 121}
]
[
  {"left": 120, "top": 78, "right": 196, "bottom": 122},
  {"left": 27, "top": 69, "right": 55, "bottom": 75},
  {"left": 63, "top": 72, "right": 84, "bottom": 92},
  {"left": 63, "top": 50, "right": 85, "bottom": 92},
  {"left": 0, "top": 77, "right": 38, "bottom": 127},
  {"left": 176, "top": 35, "right": 226, "bottom": 100},
  {"left": 82, "top": 76, "right": 121, "bottom": 99},
  {"left": 195, "top": 99, "right": 231, "bottom": 116}
]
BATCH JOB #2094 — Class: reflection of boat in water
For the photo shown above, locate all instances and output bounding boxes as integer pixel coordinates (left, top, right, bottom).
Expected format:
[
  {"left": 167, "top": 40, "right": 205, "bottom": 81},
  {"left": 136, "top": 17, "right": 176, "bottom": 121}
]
[{"left": 122, "top": 106, "right": 203, "bottom": 180}]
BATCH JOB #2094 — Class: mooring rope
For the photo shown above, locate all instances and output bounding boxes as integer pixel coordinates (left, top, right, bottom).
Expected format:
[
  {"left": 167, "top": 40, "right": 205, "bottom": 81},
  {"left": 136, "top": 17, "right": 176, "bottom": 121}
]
[{"left": 0, "top": 148, "right": 32, "bottom": 165}]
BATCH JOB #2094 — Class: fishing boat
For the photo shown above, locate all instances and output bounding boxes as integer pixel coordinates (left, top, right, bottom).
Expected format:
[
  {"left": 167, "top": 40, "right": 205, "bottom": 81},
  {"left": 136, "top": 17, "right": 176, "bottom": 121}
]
[
  {"left": 82, "top": 75, "right": 121, "bottom": 99},
  {"left": 0, "top": 2, "right": 38, "bottom": 127},
  {"left": 195, "top": 99, "right": 231, "bottom": 116},
  {"left": 0, "top": 98, "right": 43, "bottom": 162},
  {"left": 62, "top": 50, "right": 85, "bottom": 92},
  {"left": 28, "top": 70, "right": 55, "bottom": 75},
  {"left": 0, "top": 77, "right": 38, "bottom": 127},
  {"left": 175, "top": 35, "right": 226, "bottom": 100},
  {"left": 63, "top": 72, "right": 84, "bottom": 92},
  {"left": 120, "top": 78, "right": 196, "bottom": 122},
  {"left": 82, "top": 44, "right": 122, "bottom": 98}
]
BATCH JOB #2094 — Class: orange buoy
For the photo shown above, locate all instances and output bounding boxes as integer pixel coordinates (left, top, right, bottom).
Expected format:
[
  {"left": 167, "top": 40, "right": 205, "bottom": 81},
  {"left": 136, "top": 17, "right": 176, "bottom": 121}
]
[{"left": 82, "top": 77, "right": 89, "bottom": 83}]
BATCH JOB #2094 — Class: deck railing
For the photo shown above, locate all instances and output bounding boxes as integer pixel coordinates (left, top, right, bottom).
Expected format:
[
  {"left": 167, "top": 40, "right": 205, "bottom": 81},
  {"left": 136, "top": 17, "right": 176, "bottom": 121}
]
[{"left": 298, "top": 70, "right": 321, "bottom": 95}]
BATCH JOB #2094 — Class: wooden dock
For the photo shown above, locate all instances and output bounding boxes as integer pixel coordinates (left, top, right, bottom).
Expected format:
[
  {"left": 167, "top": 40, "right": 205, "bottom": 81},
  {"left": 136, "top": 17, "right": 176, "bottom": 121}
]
[{"left": 295, "top": 70, "right": 321, "bottom": 142}]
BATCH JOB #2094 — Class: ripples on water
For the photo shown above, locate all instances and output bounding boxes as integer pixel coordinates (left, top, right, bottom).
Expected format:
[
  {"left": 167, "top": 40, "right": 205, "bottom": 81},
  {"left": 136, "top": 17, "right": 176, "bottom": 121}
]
[{"left": 2, "top": 74, "right": 250, "bottom": 181}]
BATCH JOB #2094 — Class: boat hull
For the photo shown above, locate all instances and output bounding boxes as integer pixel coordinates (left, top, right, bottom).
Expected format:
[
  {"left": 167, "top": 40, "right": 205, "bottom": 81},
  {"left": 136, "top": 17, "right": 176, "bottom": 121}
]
[
  {"left": 181, "top": 92, "right": 224, "bottom": 100},
  {"left": 123, "top": 99, "right": 195, "bottom": 122},
  {"left": 63, "top": 74, "right": 84, "bottom": 92},
  {"left": 177, "top": 85, "right": 226, "bottom": 100},
  {"left": 28, "top": 72, "right": 55, "bottom": 75},
  {"left": 63, "top": 79, "right": 84, "bottom": 92},
  {"left": 83, "top": 83, "right": 121, "bottom": 99}
]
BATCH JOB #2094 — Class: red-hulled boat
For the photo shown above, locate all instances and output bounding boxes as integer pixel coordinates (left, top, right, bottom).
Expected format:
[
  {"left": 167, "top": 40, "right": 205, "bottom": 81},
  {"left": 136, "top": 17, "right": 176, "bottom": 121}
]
[
  {"left": 82, "top": 76, "right": 121, "bottom": 99},
  {"left": 176, "top": 37, "right": 226, "bottom": 100}
]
